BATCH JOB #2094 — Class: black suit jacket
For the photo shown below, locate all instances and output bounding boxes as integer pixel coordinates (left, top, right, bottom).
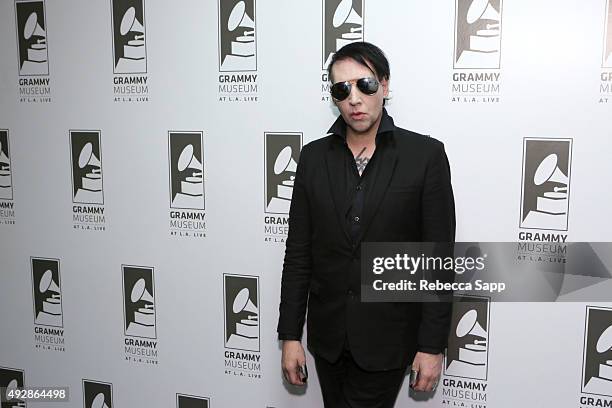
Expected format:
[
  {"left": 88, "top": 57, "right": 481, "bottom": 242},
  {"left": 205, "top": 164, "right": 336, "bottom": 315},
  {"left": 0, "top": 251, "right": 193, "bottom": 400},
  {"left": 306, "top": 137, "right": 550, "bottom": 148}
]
[{"left": 277, "top": 109, "right": 456, "bottom": 371}]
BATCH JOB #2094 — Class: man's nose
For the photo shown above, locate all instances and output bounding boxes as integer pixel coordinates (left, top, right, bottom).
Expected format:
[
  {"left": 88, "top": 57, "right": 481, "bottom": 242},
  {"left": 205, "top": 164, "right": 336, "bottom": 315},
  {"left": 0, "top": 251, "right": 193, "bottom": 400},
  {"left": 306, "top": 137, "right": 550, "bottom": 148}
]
[{"left": 347, "top": 85, "right": 361, "bottom": 105}]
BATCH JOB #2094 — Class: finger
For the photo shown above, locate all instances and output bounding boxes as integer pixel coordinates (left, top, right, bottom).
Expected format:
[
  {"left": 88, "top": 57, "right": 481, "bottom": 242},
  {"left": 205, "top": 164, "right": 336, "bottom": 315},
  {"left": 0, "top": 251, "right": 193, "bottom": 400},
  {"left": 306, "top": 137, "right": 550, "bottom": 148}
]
[
  {"left": 415, "top": 373, "right": 433, "bottom": 392},
  {"left": 408, "top": 370, "right": 418, "bottom": 388},
  {"left": 424, "top": 376, "right": 439, "bottom": 392},
  {"left": 408, "top": 363, "right": 420, "bottom": 388},
  {"left": 291, "top": 370, "right": 305, "bottom": 386},
  {"left": 283, "top": 366, "right": 304, "bottom": 386},
  {"left": 283, "top": 368, "right": 295, "bottom": 385}
]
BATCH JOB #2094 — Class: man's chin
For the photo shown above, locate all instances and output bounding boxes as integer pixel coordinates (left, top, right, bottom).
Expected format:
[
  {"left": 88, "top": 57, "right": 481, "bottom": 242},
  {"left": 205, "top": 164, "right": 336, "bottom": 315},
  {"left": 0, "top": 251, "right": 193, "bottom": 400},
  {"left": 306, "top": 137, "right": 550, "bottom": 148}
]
[{"left": 347, "top": 121, "right": 374, "bottom": 135}]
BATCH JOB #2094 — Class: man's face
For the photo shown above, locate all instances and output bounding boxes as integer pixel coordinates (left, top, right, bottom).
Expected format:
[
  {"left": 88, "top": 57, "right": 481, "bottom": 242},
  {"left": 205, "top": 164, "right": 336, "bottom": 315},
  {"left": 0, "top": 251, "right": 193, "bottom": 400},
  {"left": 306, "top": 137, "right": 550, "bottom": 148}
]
[{"left": 330, "top": 58, "right": 389, "bottom": 136}]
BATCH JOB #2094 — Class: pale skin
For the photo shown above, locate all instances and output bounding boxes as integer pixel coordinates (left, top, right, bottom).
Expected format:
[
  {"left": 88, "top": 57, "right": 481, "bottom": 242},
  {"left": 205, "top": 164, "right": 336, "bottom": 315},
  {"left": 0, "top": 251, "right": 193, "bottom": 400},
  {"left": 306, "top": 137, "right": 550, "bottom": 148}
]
[{"left": 282, "top": 58, "right": 442, "bottom": 392}]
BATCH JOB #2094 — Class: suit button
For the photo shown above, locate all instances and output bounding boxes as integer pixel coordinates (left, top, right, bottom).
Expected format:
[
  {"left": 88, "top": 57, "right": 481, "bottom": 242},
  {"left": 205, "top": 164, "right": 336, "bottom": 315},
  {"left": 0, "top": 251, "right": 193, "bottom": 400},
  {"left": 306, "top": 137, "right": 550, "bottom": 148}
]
[
  {"left": 356, "top": 185, "right": 362, "bottom": 191},
  {"left": 354, "top": 216, "right": 360, "bottom": 222},
  {"left": 347, "top": 289, "right": 354, "bottom": 295}
]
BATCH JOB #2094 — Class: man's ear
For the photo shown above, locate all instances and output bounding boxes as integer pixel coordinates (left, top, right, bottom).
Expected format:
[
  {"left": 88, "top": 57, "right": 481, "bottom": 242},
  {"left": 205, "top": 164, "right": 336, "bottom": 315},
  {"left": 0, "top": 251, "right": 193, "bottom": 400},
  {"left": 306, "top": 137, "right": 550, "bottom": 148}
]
[{"left": 381, "top": 78, "right": 390, "bottom": 98}]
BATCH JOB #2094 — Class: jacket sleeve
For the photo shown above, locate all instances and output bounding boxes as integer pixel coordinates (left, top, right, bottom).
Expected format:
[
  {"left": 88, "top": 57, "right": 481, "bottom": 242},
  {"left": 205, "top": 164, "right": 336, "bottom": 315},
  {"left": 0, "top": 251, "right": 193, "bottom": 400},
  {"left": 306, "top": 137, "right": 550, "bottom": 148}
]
[
  {"left": 276, "top": 144, "right": 313, "bottom": 341},
  {"left": 417, "top": 141, "right": 456, "bottom": 354}
]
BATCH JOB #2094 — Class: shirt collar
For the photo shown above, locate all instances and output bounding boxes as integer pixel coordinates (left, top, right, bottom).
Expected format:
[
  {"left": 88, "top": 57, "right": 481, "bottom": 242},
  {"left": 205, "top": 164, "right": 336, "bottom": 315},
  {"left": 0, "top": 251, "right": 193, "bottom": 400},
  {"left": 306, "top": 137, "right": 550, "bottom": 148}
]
[{"left": 327, "top": 108, "right": 395, "bottom": 144}]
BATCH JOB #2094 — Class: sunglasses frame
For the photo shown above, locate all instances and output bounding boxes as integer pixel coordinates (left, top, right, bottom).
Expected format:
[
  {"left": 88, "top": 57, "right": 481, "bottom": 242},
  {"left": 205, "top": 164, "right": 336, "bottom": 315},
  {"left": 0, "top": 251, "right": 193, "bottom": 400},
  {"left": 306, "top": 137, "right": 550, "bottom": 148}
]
[{"left": 330, "top": 77, "right": 380, "bottom": 101}]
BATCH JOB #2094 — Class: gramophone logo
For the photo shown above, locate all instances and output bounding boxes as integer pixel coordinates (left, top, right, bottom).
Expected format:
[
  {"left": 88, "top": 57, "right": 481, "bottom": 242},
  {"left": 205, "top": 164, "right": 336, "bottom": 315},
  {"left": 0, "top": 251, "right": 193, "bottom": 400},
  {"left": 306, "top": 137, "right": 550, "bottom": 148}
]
[
  {"left": 177, "top": 394, "right": 209, "bottom": 408},
  {"left": 445, "top": 296, "right": 490, "bottom": 380},
  {"left": 30, "top": 257, "right": 65, "bottom": 352},
  {"left": 520, "top": 138, "right": 572, "bottom": 232},
  {"left": 454, "top": 0, "right": 502, "bottom": 69},
  {"left": 15, "top": 0, "right": 48, "bottom": 76},
  {"left": 0, "top": 130, "right": 13, "bottom": 201},
  {"left": 323, "top": 0, "right": 364, "bottom": 69},
  {"left": 582, "top": 306, "right": 612, "bottom": 397},
  {"left": 122, "top": 265, "right": 156, "bottom": 339},
  {"left": 169, "top": 132, "right": 204, "bottom": 210},
  {"left": 31, "top": 257, "right": 62, "bottom": 328},
  {"left": 264, "top": 133, "right": 302, "bottom": 215},
  {"left": 224, "top": 274, "right": 259, "bottom": 352},
  {"left": 70, "top": 131, "right": 104, "bottom": 205},
  {"left": 111, "top": 0, "right": 146, "bottom": 74},
  {"left": 604, "top": 0, "right": 612, "bottom": 68},
  {"left": 83, "top": 380, "right": 112, "bottom": 408},
  {"left": 218, "top": 0, "right": 256, "bottom": 71},
  {"left": 0, "top": 367, "right": 25, "bottom": 408}
]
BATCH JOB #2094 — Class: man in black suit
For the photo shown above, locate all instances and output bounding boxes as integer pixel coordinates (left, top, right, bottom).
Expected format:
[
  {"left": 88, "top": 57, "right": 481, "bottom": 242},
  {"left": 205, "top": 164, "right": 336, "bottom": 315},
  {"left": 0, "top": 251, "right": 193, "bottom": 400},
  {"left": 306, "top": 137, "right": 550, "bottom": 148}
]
[{"left": 277, "top": 42, "right": 456, "bottom": 407}]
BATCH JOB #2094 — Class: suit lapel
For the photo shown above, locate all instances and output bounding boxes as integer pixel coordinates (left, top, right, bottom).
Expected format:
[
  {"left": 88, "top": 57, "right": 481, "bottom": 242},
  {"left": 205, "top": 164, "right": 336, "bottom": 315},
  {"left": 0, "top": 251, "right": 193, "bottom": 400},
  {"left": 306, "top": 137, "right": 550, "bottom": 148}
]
[
  {"left": 325, "top": 144, "right": 352, "bottom": 245},
  {"left": 355, "top": 142, "right": 398, "bottom": 244}
]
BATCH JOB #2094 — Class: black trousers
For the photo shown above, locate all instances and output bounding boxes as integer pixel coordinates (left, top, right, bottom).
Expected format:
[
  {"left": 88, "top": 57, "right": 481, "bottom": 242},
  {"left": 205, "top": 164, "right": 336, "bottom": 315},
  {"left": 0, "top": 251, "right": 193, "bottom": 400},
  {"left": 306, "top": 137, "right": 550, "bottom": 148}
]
[{"left": 313, "top": 338, "right": 409, "bottom": 408}]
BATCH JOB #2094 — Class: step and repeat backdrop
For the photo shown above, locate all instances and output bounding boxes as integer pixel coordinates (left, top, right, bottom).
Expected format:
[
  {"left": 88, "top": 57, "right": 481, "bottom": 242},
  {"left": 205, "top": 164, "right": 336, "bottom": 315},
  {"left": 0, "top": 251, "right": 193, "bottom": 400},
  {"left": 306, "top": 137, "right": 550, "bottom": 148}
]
[{"left": 0, "top": 0, "right": 612, "bottom": 407}]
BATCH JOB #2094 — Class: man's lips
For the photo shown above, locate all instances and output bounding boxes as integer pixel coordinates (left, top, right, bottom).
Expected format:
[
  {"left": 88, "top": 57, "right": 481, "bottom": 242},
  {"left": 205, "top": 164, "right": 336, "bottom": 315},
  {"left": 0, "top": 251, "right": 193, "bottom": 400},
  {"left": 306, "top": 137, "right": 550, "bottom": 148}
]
[{"left": 350, "top": 112, "right": 366, "bottom": 120}]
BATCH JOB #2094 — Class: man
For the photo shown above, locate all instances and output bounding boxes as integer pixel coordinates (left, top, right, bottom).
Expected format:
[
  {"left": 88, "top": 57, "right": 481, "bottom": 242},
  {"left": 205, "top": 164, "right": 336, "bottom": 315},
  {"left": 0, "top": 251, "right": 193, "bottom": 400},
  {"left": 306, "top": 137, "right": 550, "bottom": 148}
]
[{"left": 277, "top": 42, "right": 456, "bottom": 408}]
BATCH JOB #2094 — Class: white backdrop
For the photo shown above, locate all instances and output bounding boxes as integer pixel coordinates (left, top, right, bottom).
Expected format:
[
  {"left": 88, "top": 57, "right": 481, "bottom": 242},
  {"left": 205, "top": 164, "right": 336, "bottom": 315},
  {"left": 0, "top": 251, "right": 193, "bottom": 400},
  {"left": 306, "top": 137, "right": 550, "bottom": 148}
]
[{"left": 1, "top": 0, "right": 612, "bottom": 407}]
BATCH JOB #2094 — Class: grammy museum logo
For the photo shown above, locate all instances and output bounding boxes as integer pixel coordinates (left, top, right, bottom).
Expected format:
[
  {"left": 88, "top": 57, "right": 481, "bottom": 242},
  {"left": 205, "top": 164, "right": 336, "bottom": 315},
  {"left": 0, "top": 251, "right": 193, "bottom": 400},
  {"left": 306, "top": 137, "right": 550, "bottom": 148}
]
[
  {"left": 578, "top": 306, "right": 612, "bottom": 407},
  {"left": 441, "top": 295, "right": 490, "bottom": 407},
  {"left": 518, "top": 138, "right": 572, "bottom": 244},
  {"left": 83, "top": 379, "right": 113, "bottom": 408},
  {"left": 111, "top": 0, "right": 149, "bottom": 102},
  {"left": 122, "top": 265, "right": 159, "bottom": 365},
  {"left": 517, "top": 138, "right": 572, "bottom": 267},
  {"left": 15, "top": 0, "right": 52, "bottom": 103},
  {"left": 224, "top": 274, "right": 261, "bottom": 379},
  {"left": 70, "top": 130, "right": 106, "bottom": 232},
  {"left": 321, "top": 0, "right": 364, "bottom": 101},
  {"left": 31, "top": 257, "right": 65, "bottom": 352},
  {"left": 168, "top": 131, "right": 205, "bottom": 238},
  {"left": 263, "top": 132, "right": 301, "bottom": 243},
  {"left": 0, "top": 367, "right": 26, "bottom": 408},
  {"left": 0, "top": 130, "right": 15, "bottom": 225},
  {"left": 177, "top": 394, "right": 210, "bottom": 408},
  {"left": 599, "top": 0, "right": 612, "bottom": 103},
  {"left": 451, "top": 0, "right": 502, "bottom": 103},
  {"left": 218, "top": 0, "right": 258, "bottom": 103}
]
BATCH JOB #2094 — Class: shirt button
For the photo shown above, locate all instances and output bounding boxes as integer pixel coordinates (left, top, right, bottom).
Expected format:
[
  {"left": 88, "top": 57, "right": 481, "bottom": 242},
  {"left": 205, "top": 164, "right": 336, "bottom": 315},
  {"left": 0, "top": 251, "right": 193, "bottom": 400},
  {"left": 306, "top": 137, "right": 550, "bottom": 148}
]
[{"left": 354, "top": 216, "right": 360, "bottom": 222}]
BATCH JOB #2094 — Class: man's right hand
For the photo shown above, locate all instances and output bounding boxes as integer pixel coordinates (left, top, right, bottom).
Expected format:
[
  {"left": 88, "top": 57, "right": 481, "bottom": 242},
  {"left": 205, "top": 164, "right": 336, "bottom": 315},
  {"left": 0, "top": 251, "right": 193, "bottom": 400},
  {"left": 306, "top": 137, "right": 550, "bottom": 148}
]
[{"left": 281, "top": 340, "right": 307, "bottom": 386}]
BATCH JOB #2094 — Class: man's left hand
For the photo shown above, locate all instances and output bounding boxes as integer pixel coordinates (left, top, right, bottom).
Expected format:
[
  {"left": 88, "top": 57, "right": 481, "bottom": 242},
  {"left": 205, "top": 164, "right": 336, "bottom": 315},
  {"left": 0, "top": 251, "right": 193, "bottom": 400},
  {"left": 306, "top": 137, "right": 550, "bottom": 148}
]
[{"left": 410, "top": 351, "right": 443, "bottom": 392}]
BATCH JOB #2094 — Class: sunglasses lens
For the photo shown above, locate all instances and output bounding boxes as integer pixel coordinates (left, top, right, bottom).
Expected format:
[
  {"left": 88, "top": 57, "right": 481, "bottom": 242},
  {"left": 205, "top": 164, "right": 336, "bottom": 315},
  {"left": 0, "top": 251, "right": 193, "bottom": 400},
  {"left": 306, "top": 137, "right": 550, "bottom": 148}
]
[
  {"left": 330, "top": 82, "right": 351, "bottom": 101},
  {"left": 357, "top": 78, "right": 379, "bottom": 95}
]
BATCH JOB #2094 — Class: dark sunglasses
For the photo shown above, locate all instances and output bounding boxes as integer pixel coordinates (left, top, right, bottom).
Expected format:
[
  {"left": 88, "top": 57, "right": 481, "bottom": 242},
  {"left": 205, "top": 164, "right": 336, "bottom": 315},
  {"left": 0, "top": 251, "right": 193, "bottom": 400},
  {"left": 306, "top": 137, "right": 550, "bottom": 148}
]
[{"left": 330, "top": 77, "right": 379, "bottom": 101}]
